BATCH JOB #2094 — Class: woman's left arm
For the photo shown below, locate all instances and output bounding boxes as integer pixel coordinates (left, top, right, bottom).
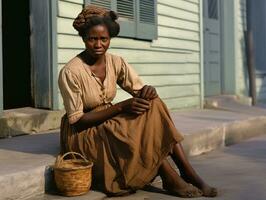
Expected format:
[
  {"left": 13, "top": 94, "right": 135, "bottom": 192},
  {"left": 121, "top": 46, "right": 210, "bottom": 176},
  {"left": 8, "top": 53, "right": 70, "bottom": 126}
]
[{"left": 116, "top": 57, "right": 158, "bottom": 100}]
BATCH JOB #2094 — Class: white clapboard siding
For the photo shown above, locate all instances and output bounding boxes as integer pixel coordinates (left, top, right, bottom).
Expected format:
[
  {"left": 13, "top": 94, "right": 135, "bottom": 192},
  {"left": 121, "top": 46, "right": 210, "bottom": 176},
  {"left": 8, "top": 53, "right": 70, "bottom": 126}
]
[
  {"left": 159, "top": 0, "right": 199, "bottom": 13},
  {"left": 108, "top": 49, "right": 199, "bottom": 63},
  {"left": 58, "top": 17, "right": 77, "bottom": 34},
  {"left": 152, "top": 37, "right": 200, "bottom": 51},
  {"left": 114, "top": 85, "right": 200, "bottom": 103},
  {"left": 58, "top": 49, "right": 81, "bottom": 63},
  {"left": 57, "top": 0, "right": 202, "bottom": 110},
  {"left": 58, "top": 1, "right": 82, "bottom": 18},
  {"left": 157, "top": 3, "right": 199, "bottom": 22},
  {"left": 61, "top": 0, "right": 83, "bottom": 4},
  {"left": 185, "top": 0, "right": 199, "bottom": 5},
  {"left": 163, "top": 96, "right": 200, "bottom": 110},
  {"left": 132, "top": 63, "right": 199, "bottom": 75},
  {"left": 141, "top": 74, "right": 200, "bottom": 86},
  {"left": 158, "top": 26, "right": 199, "bottom": 41},
  {"left": 158, "top": 15, "right": 199, "bottom": 31},
  {"left": 58, "top": 34, "right": 83, "bottom": 48}
]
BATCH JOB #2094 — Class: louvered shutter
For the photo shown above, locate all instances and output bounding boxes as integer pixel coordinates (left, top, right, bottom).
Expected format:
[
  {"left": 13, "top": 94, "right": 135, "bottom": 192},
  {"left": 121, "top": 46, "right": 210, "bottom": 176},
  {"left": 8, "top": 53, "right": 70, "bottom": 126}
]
[
  {"left": 85, "top": 0, "right": 112, "bottom": 9},
  {"left": 117, "top": 0, "right": 136, "bottom": 37},
  {"left": 84, "top": 0, "right": 157, "bottom": 40},
  {"left": 136, "top": 0, "right": 157, "bottom": 40}
]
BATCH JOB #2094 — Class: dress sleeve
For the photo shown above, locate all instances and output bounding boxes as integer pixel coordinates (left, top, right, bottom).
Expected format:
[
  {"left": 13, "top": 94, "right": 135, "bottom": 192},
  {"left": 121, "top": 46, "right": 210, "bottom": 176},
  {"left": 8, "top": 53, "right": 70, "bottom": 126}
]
[
  {"left": 117, "top": 57, "right": 144, "bottom": 96},
  {"left": 58, "top": 68, "right": 84, "bottom": 124}
]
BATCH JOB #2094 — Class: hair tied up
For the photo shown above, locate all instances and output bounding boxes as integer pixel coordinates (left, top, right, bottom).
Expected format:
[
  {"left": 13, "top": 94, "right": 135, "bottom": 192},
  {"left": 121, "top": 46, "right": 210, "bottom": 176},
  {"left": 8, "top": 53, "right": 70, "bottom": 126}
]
[{"left": 109, "top": 11, "right": 118, "bottom": 21}]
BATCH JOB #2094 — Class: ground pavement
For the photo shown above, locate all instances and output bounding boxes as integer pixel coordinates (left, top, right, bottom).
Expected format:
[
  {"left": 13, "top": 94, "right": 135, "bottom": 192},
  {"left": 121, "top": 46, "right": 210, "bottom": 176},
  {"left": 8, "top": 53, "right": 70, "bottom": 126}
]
[
  {"left": 1, "top": 96, "right": 266, "bottom": 200},
  {"left": 26, "top": 134, "right": 266, "bottom": 200}
]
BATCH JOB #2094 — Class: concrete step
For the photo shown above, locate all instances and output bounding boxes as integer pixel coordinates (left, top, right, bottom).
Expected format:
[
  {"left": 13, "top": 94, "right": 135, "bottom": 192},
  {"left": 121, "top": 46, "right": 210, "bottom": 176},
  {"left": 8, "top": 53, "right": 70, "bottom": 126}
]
[
  {"left": 1, "top": 107, "right": 266, "bottom": 200},
  {"left": 0, "top": 107, "right": 64, "bottom": 138},
  {"left": 204, "top": 95, "right": 266, "bottom": 115},
  {"left": 26, "top": 134, "right": 266, "bottom": 200}
]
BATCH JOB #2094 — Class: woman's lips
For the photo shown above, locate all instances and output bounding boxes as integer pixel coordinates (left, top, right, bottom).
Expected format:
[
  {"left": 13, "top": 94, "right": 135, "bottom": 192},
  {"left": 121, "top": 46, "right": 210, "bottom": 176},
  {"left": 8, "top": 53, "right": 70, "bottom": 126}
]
[{"left": 93, "top": 50, "right": 104, "bottom": 54}]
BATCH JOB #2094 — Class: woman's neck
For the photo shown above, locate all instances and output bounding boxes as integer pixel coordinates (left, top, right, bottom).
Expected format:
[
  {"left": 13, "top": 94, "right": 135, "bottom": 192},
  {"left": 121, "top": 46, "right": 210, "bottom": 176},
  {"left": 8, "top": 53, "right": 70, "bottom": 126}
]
[{"left": 80, "top": 50, "right": 105, "bottom": 66}]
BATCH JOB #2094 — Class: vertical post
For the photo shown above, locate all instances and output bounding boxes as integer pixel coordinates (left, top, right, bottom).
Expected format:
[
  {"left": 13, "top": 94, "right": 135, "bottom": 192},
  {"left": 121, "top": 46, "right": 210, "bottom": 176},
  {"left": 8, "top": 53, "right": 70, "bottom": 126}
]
[
  {"left": 0, "top": 0, "right": 3, "bottom": 113},
  {"left": 199, "top": 0, "right": 204, "bottom": 108},
  {"left": 50, "top": 0, "right": 59, "bottom": 110},
  {"left": 245, "top": 0, "right": 257, "bottom": 105},
  {"left": 30, "top": 0, "right": 58, "bottom": 110}
]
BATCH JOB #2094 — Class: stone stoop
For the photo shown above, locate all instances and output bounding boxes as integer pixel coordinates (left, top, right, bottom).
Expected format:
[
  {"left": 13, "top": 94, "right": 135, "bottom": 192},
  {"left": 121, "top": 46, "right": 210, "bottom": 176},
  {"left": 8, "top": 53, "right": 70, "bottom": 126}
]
[
  {"left": 0, "top": 107, "right": 65, "bottom": 138},
  {"left": 1, "top": 106, "right": 266, "bottom": 200}
]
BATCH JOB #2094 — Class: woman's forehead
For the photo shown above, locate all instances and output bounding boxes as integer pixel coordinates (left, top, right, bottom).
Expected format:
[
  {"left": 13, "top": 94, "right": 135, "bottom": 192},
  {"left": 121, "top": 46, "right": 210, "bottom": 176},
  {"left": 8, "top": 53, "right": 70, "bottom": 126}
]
[{"left": 87, "top": 24, "right": 109, "bottom": 35}]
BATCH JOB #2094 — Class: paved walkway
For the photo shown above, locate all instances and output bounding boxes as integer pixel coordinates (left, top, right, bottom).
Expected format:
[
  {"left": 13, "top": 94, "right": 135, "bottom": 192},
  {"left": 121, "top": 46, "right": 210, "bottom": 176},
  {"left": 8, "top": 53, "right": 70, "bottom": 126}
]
[
  {"left": 26, "top": 134, "right": 266, "bottom": 200},
  {"left": 1, "top": 101, "right": 266, "bottom": 200}
]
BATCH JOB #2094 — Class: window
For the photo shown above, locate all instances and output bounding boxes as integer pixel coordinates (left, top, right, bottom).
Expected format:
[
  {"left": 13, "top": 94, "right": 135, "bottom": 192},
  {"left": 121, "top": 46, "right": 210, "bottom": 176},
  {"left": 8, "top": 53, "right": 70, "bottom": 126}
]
[
  {"left": 84, "top": 0, "right": 157, "bottom": 40},
  {"left": 208, "top": 0, "right": 218, "bottom": 20}
]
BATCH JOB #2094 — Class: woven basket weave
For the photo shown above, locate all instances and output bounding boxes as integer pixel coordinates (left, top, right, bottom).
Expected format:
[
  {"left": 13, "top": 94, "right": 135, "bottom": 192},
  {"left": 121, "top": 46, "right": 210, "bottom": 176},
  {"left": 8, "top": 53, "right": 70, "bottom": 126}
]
[{"left": 53, "top": 152, "right": 93, "bottom": 197}]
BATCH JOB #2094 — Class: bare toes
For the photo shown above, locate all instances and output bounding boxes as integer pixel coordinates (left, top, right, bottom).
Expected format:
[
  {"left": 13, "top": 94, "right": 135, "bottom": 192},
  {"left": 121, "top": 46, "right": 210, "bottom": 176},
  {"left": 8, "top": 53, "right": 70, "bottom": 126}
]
[
  {"left": 202, "top": 186, "right": 218, "bottom": 197},
  {"left": 164, "top": 183, "right": 203, "bottom": 198}
]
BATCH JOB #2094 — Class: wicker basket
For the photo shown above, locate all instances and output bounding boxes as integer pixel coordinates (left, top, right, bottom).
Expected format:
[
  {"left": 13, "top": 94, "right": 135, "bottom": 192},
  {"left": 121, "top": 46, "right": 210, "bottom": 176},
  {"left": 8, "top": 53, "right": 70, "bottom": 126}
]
[{"left": 53, "top": 152, "right": 93, "bottom": 197}]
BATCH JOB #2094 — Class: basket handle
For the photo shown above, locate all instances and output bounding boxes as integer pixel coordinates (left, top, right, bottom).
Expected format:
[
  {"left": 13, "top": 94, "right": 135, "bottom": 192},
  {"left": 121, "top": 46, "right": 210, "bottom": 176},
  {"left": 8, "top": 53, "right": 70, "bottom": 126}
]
[{"left": 57, "top": 152, "right": 88, "bottom": 167}]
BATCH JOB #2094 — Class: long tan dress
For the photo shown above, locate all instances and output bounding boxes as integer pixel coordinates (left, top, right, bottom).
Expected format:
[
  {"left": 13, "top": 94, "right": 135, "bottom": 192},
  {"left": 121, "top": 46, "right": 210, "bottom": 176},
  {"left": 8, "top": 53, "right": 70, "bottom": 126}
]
[{"left": 58, "top": 52, "right": 183, "bottom": 195}]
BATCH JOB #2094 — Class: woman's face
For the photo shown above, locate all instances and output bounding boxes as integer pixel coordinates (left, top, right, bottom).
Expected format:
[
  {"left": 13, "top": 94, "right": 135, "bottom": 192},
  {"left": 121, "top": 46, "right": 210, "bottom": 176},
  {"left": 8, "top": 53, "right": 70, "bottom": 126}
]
[{"left": 84, "top": 24, "right": 110, "bottom": 58}]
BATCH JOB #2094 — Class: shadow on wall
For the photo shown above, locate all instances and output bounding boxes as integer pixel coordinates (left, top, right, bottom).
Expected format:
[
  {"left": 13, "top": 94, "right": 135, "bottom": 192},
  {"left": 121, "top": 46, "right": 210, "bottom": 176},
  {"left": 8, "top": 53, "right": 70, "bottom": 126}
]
[
  {"left": 239, "top": 33, "right": 266, "bottom": 104},
  {"left": 256, "top": 73, "right": 266, "bottom": 103},
  {"left": 239, "top": 36, "right": 249, "bottom": 98}
]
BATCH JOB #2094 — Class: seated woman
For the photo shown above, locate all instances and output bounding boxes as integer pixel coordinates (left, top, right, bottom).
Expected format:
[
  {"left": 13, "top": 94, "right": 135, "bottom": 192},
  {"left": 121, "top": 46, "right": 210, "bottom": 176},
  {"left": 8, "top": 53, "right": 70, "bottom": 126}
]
[{"left": 58, "top": 5, "right": 217, "bottom": 198}]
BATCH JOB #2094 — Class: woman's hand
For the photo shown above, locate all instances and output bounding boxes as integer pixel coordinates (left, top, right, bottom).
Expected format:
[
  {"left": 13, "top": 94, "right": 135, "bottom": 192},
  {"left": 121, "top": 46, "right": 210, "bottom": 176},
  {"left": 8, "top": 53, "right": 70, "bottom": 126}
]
[
  {"left": 139, "top": 85, "right": 158, "bottom": 100},
  {"left": 118, "top": 97, "right": 150, "bottom": 115}
]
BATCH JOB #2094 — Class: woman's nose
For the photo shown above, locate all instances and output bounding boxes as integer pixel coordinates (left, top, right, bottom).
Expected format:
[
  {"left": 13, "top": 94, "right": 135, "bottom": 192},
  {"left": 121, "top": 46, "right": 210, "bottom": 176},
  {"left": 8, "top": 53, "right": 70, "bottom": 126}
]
[{"left": 95, "top": 39, "right": 101, "bottom": 48}]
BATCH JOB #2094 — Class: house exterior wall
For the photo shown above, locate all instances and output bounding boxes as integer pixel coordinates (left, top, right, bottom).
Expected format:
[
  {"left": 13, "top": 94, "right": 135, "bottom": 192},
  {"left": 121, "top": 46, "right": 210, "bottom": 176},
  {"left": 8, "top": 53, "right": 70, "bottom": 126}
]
[{"left": 57, "top": 0, "right": 202, "bottom": 110}]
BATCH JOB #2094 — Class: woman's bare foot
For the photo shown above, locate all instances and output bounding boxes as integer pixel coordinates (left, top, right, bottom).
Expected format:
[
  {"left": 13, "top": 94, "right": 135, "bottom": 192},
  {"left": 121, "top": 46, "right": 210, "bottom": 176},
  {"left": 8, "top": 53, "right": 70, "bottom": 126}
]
[
  {"left": 181, "top": 174, "right": 218, "bottom": 197},
  {"left": 163, "top": 181, "right": 203, "bottom": 198},
  {"left": 159, "top": 159, "right": 202, "bottom": 198},
  {"left": 200, "top": 184, "right": 218, "bottom": 197},
  {"left": 171, "top": 143, "right": 218, "bottom": 197}
]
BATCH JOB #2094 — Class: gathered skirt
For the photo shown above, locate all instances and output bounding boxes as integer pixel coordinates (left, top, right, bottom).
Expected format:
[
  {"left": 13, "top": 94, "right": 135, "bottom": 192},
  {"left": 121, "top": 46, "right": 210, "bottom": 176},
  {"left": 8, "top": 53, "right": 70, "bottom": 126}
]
[{"left": 60, "top": 98, "right": 183, "bottom": 195}]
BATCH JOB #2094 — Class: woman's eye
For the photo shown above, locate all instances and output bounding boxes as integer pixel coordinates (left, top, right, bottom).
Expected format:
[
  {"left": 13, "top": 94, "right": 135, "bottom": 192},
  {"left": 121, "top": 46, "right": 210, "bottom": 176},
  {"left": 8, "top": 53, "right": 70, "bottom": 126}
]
[
  {"left": 101, "top": 38, "right": 108, "bottom": 42},
  {"left": 87, "top": 37, "right": 95, "bottom": 42}
]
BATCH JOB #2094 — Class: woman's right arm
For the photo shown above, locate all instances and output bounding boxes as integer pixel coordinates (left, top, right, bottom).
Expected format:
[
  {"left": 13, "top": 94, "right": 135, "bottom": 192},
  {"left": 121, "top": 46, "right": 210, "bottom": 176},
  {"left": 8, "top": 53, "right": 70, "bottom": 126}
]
[{"left": 73, "top": 97, "right": 150, "bottom": 132}]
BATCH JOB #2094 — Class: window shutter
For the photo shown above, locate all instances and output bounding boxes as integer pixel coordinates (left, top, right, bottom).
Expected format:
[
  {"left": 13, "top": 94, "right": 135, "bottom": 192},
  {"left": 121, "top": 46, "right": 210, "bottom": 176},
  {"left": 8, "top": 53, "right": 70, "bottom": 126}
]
[
  {"left": 85, "top": 0, "right": 111, "bottom": 9},
  {"left": 117, "top": 0, "right": 136, "bottom": 37},
  {"left": 136, "top": 0, "right": 157, "bottom": 40},
  {"left": 84, "top": 0, "right": 157, "bottom": 40}
]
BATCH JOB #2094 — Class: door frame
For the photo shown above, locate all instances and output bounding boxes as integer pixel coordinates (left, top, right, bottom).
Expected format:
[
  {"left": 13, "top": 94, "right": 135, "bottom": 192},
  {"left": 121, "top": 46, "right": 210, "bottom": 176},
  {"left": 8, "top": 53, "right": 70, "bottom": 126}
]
[
  {"left": 0, "top": 0, "right": 58, "bottom": 114},
  {"left": 220, "top": 0, "right": 237, "bottom": 94},
  {"left": 30, "top": 0, "right": 58, "bottom": 109},
  {"left": 0, "top": 0, "right": 3, "bottom": 113},
  {"left": 202, "top": 0, "right": 223, "bottom": 97},
  {"left": 202, "top": 0, "right": 238, "bottom": 98}
]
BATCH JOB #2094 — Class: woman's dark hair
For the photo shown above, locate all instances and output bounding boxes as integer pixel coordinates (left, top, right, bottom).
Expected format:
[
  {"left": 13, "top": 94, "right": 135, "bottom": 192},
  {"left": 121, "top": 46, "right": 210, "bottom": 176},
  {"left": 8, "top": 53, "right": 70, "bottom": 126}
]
[
  {"left": 73, "top": 5, "right": 120, "bottom": 39},
  {"left": 79, "top": 15, "right": 120, "bottom": 39}
]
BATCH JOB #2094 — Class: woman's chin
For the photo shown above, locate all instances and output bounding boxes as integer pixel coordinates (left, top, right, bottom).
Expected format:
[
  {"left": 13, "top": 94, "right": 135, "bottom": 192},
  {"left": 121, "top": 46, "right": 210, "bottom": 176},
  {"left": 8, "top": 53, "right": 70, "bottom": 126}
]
[{"left": 92, "top": 52, "right": 105, "bottom": 58}]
